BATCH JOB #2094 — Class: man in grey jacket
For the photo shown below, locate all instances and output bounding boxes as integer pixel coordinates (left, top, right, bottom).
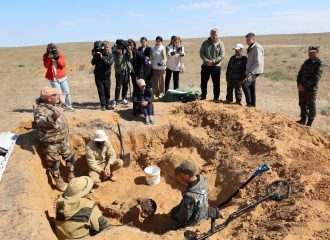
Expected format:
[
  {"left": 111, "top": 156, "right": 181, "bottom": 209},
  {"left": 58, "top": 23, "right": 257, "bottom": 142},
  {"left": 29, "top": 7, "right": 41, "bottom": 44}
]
[
  {"left": 243, "top": 32, "right": 264, "bottom": 107},
  {"left": 199, "top": 28, "right": 225, "bottom": 100}
]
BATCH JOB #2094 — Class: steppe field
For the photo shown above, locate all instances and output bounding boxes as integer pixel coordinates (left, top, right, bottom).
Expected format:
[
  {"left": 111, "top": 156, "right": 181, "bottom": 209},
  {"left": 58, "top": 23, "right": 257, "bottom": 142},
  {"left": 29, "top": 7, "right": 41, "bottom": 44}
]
[{"left": 0, "top": 33, "right": 329, "bottom": 240}]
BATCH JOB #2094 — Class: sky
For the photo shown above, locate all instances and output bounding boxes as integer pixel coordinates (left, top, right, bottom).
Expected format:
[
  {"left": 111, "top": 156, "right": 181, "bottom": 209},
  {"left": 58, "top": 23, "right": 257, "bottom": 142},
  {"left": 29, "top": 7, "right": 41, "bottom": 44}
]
[{"left": 0, "top": 0, "right": 329, "bottom": 47}]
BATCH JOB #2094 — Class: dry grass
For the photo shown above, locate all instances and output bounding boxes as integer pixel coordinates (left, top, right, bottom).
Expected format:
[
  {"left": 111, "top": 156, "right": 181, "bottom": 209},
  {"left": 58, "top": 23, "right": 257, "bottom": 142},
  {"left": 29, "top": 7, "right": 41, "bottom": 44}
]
[{"left": 0, "top": 33, "right": 329, "bottom": 135}]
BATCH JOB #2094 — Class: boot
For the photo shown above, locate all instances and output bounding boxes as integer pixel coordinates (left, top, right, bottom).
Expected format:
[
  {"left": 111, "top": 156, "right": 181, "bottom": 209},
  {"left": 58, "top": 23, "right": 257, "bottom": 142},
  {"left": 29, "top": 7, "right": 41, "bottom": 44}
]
[
  {"left": 68, "top": 171, "right": 75, "bottom": 182},
  {"left": 55, "top": 176, "right": 67, "bottom": 192},
  {"left": 110, "top": 173, "right": 117, "bottom": 182},
  {"left": 306, "top": 119, "right": 314, "bottom": 127},
  {"left": 296, "top": 117, "right": 307, "bottom": 125}
]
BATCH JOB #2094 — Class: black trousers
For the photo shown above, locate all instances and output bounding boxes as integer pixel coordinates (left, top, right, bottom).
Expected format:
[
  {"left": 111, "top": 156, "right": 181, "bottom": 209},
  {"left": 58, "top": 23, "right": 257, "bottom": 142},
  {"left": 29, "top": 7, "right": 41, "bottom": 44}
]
[
  {"left": 299, "top": 90, "right": 317, "bottom": 120},
  {"left": 95, "top": 77, "right": 111, "bottom": 107},
  {"left": 165, "top": 68, "right": 180, "bottom": 92},
  {"left": 242, "top": 74, "right": 259, "bottom": 107},
  {"left": 200, "top": 65, "right": 221, "bottom": 100},
  {"left": 115, "top": 72, "right": 129, "bottom": 101},
  {"left": 226, "top": 80, "right": 242, "bottom": 103}
]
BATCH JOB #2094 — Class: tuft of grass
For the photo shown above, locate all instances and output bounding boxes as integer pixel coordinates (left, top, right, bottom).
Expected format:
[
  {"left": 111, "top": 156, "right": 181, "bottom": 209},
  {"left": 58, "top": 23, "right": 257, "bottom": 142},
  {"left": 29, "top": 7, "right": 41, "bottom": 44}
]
[
  {"left": 320, "top": 105, "right": 330, "bottom": 116},
  {"left": 18, "top": 64, "right": 24, "bottom": 67},
  {"left": 264, "top": 71, "right": 292, "bottom": 81}
]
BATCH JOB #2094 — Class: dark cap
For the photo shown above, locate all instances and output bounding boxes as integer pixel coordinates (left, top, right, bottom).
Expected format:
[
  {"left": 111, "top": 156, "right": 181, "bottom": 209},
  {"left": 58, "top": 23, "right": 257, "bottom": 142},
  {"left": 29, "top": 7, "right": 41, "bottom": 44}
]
[
  {"left": 245, "top": 32, "right": 255, "bottom": 38},
  {"left": 308, "top": 45, "right": 319, "bottom": 52},
  {"left": 175, "top": 160, "right": 197, "bottom": 176}
]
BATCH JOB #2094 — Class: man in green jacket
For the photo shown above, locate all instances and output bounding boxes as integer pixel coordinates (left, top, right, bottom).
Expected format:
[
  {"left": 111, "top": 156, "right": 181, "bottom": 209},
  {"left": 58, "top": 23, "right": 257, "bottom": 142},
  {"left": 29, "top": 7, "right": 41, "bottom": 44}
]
[
  {"left": 296, "top": 46, "right": 324, "bottom": 126},
  {"left": 55, "top": 176, "right": 110, "bottom": 239},
  {"left": 199, "top": 28, "right": 225, "bottom": 100},
  {"left": 86, "top": 129, "right": 123, "bottom": 183}
]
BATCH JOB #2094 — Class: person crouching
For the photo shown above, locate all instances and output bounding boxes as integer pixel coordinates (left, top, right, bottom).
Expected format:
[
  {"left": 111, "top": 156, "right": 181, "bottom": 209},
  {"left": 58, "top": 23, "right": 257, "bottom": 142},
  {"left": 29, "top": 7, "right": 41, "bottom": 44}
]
[{"left": 134, "top": 79, "right": 155, "bottom": 125}]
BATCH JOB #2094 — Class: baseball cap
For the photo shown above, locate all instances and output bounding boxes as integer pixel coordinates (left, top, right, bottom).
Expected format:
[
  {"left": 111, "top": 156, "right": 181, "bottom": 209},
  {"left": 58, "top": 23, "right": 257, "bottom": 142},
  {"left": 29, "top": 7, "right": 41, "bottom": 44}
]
[
  {"left": 308, "top": 46, "right": 319, "bottom": 52},
  {"left": 137, "top": 79, "right": 146, "bottom": 87},
  {"left": 175, "top": 160, "right": 197, "bottom": 176},
  {"left": 40, "top": 86, "right": 59, "bottom": 98},
  {"left": 233, "top": 43, "right": 244, "bottom": 50}
]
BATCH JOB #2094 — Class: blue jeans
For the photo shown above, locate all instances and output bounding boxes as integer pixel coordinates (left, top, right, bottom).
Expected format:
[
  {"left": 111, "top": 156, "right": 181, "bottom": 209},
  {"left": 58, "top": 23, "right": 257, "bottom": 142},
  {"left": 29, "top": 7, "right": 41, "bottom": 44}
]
[{"left": 51, "top": 79, "right": 72, "bottom": 107}]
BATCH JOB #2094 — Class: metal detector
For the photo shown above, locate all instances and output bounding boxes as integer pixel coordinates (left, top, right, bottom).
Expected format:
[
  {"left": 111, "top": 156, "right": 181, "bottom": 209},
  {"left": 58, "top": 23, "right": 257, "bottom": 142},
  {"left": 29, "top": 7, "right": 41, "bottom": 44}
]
[{"left": 184, "top": 180, "right": 291, "bottom": 240}]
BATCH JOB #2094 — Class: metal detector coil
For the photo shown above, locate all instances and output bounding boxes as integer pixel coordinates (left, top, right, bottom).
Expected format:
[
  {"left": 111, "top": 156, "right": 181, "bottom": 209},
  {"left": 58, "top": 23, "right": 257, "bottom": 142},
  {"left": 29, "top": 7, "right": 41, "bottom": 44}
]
[{"left": 267, "top": 180, "right": 291, "bottom": 201}]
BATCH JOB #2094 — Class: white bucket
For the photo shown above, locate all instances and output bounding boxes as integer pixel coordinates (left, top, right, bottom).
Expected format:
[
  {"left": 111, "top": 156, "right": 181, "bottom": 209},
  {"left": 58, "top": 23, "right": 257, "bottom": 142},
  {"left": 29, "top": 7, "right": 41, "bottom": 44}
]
[{"left": 144, "top": 166, "right": 161, "bottom": 185}]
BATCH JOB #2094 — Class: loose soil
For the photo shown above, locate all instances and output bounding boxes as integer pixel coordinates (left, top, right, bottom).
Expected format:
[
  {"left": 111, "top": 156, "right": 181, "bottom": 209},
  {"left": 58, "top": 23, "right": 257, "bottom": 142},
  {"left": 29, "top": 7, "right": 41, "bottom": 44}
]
[{"left": 1, "top": 101, "right": 329, "bottom": 240}]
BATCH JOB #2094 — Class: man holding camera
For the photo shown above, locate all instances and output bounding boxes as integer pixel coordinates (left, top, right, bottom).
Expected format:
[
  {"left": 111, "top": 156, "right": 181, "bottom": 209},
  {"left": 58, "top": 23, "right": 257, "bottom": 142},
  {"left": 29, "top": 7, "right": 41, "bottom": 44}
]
[
  {"left": 112, "top": 39, "right": 133, "bottom": 108},
  {"left": 43, "top": 43, "right": 75, "bottom": 111},
  {"left": 91, "top": 40, "right": 114, "bottom": 111}
]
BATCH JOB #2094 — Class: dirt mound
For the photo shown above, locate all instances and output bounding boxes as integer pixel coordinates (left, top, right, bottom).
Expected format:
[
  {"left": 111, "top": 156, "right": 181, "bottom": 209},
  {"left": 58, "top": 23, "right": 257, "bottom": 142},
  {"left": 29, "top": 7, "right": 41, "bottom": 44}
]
[{"left": 0, "top": 101, "right": 329, "bottom": 240}]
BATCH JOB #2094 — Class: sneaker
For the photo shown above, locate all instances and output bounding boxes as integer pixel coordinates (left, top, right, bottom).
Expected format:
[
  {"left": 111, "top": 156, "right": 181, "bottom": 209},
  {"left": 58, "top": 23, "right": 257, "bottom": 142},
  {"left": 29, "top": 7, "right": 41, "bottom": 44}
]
[
  {"left": 111, "top": 101, "right": 117, "bottom": 109},
  {"left": 55, "top": 177, "right": 67, "bottom": 192},
  {"left": 149, "top": 116, "right": 155, "bottom": 124},
  {"left": 106, "top": 105, "right": 112, "bottom": 110},
  {"left": 101, "top": 106, "right": 106, "bottom": 111},
  {"left": 122, "top": 99, "right": 129, "bottom": 105},
  {"left": 64, "top": 106, "right": 75, "bottom": 112},
  {"left": 144, "top": 117, "right": 150, "bottom": 125}
]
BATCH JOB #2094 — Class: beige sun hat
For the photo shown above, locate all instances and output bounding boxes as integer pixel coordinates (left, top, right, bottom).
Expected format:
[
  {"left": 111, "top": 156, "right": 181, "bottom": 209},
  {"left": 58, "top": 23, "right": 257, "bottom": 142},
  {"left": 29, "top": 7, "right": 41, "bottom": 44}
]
[
  {"left": 63, "top": 176, "right": 94, "bottom": 200},
  {"left": 93, "top": 129, "right": 108, "bottom": 142}
]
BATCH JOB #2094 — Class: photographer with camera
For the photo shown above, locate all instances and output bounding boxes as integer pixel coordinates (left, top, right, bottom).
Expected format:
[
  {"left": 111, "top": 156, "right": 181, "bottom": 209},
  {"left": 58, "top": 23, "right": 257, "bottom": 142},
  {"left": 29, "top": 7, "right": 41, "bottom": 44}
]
[
  {"left": 43, "top": 43, "right": 75, "bottom": 111},
  {"left": 111, "top": 39, "right": 133, "bottom": 108},
  {"left": 91, "top": 40, "right": 114, "bottom": 111},
  {"left": 165, "top": 36, "right": 185, "bottom": 93}
]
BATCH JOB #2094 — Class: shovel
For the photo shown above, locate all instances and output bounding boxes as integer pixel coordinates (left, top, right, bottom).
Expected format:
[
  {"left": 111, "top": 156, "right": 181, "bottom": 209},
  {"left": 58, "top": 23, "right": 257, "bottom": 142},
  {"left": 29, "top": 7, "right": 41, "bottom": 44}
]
[
  {"left": 218, "top": 163, "right": 270, "bottom": 208},
  {"left": 113, "top": 114, "right": 131, "bottom": 167}
]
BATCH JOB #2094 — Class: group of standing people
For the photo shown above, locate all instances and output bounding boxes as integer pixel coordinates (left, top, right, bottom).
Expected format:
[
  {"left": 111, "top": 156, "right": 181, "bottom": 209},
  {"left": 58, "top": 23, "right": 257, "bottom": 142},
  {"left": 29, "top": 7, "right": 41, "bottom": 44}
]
[
  {"left": 42, "top": 29, "right": 324, "bottom": 127},
  {"left": 200, "top": 29, "right": 264, "bottom": 108}
]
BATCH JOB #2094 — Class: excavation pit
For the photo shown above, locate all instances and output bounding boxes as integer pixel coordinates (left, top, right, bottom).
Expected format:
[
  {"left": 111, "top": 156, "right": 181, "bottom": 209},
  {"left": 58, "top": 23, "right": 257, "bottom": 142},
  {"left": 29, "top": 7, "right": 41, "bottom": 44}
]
[{"left": 2, "top": 101, "right": 330, "bottom": 240}]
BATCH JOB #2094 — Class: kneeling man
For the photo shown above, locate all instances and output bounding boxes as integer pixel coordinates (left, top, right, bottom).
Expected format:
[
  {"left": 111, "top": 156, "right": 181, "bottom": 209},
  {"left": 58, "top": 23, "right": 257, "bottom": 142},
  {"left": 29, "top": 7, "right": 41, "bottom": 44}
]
[
  {"left": 170, "top": 160, "right": 209, "bottom": 229},
  {"left": 86, "top": 129, "right": 123, "bottom": 183}
]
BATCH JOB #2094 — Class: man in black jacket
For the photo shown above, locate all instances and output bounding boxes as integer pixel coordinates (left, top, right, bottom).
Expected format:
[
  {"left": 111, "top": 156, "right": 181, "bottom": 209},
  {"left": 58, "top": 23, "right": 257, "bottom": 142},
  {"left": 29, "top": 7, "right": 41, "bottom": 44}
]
[{"left": 91, "top": 41, "right": 114, "bottom": 111}]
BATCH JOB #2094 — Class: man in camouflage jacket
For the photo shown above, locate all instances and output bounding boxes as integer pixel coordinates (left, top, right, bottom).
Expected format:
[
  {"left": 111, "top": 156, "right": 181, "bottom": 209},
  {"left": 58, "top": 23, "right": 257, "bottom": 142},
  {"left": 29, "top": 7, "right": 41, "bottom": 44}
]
[
  {"left": 34, "top": 86, "right": 76, "bottom": 191},
  {"left": 296, "top": 46, "right": 324, "bottom": 126},
  {"left": 170, "top": 161, "right": 209, "bottom": 229}
]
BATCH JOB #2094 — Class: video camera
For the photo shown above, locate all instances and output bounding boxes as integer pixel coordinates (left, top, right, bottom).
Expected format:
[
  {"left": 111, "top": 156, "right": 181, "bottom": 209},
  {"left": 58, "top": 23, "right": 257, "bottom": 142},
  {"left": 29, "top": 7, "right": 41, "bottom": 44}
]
[
  {"left": 115, "top": 39, "right": 129, "bottom": 50},
  {"left": 92, "top": 40, "right": 104, "bottom": 54}
]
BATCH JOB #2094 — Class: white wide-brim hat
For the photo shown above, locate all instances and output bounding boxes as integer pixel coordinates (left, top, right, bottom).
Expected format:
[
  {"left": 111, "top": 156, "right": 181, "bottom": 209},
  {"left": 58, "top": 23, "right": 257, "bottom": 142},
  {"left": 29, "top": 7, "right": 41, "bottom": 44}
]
[{"left": 93, "top": 129, "right": 108, "bottom": 142}]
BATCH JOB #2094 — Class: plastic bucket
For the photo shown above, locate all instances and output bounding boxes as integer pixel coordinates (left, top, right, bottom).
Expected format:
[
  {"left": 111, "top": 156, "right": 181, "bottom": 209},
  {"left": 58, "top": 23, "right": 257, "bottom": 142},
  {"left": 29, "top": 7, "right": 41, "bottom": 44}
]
[{"left": 144, "top": 166, "right": 161, "bottom": 185}]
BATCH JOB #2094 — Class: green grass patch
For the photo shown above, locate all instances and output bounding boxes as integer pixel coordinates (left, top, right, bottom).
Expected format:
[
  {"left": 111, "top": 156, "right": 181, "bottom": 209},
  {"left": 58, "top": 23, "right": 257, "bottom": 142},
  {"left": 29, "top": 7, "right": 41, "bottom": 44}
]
[{"left": 264, "top": 71, "right": 293, "bottom": 81}]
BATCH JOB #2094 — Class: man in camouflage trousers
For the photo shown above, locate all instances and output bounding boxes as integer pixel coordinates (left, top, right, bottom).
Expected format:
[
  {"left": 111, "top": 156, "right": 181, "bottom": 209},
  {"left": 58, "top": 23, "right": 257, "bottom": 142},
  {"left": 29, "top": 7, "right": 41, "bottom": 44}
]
[
  {"left": 225, "top": 43, "right": 247, "bottom": 104},
  {"left": 55, "top": 176, "right": 110, "bottom": 239},
  {"left": 35, "top": 86, "right": 76, "bottom": 191},
  {"left": 296, "top": 46, "right": 324, "bottom": 127},
  {"left": 170, "top": 160, "right": 209, "bottom": 229}
]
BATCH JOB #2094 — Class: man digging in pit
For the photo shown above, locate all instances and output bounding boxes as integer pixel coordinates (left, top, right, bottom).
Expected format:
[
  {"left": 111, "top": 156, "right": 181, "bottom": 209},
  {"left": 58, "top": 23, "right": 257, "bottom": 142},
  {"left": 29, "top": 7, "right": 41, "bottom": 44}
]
[
  {"left": 55, "top": 176, "right": 110, "bottom": 239},
  {"left": 34, "top": 86, "right": 76, "bottom": 191},
  {"left": 170, "top": 160, "right": 209, "bottom": 229},
  {"left": 86, "top": 129, "right": 123, "bottom": 184}
]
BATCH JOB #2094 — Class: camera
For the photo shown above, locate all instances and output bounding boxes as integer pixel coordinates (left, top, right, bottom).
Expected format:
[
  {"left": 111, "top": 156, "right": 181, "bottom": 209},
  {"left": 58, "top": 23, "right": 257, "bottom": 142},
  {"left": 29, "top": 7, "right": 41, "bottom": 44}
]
[
  {"left": 52, "top": 48, "right": 59, "bottom": 60},
  {"left": 115, "top": 39, "right": 129, "bottom": 49},
  {"left": 176, "top": 46, "right": 182, "bottom": 52},
  {"left": 92, "top": 40, "right": 104, "bottom": 54}
]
